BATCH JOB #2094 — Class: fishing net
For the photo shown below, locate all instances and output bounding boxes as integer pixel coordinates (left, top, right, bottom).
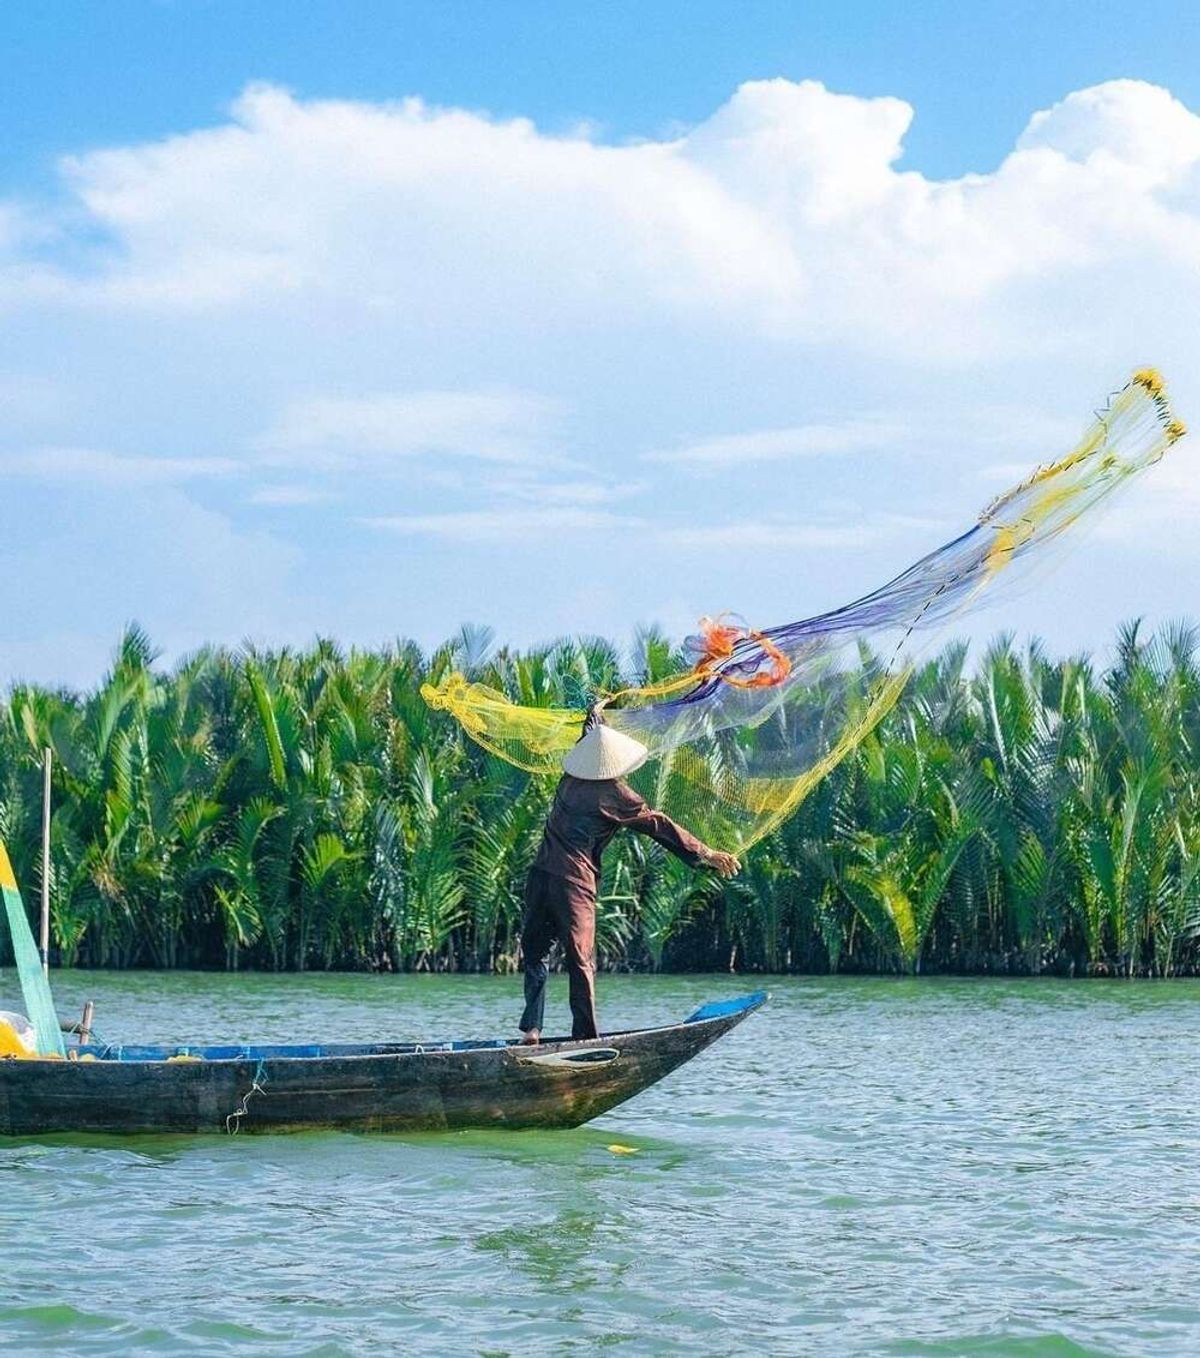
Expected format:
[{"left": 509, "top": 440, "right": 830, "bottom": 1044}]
[
  {"left": 423, "top": 371, "right": 1186, "bottom": 852},
  {"left": 0, "top": 841, "right": 66, "bottom": 1057}
]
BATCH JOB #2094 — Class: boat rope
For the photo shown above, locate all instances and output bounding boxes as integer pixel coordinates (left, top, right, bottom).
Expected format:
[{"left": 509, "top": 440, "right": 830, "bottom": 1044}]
[{"left": 225, "top": 1059, "right": 268, "bottom": 1135}]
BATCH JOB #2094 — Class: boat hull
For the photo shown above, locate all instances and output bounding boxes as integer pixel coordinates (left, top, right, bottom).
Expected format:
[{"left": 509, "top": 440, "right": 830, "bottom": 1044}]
[{"left": 0, "top": 992, "right": 766, "bottom": 1136}]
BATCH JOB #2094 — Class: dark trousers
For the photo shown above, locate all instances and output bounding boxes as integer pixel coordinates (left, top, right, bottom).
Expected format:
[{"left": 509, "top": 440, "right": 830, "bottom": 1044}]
[{"left": 519, "top": 868, "right": 599, "bottom": 1039}]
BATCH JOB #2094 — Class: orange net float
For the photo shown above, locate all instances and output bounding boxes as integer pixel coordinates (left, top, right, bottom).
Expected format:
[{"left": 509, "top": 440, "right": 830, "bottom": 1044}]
[{"left": 688, "top": 613, "right": 792, "bottom": 690}]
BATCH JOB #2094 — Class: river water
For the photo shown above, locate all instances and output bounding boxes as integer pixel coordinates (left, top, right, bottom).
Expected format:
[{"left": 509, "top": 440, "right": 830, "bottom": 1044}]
[{"left": 1, "top": 971, "right": 1198, "bottom": 1356}]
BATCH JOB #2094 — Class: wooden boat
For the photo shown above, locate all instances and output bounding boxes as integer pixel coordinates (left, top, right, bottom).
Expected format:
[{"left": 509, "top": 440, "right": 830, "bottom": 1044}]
[{"left": 0, "top": 991, "right": 767, "bottom": 1136}]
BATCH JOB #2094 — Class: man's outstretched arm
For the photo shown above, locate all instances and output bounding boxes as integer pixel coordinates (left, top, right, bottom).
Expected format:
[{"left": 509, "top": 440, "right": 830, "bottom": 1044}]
[{"left": 603, "top": 783, "right": 741, "bottom": 877}]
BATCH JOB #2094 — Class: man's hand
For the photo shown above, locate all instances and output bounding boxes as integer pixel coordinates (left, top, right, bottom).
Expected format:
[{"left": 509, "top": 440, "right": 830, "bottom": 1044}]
[{"left": 705, "top": 849, "right": 741, "bottom": 878}]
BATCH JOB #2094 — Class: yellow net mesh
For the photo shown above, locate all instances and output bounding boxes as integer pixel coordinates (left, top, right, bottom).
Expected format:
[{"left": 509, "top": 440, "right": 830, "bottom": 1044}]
[{"left": 422, "top": 372, "right": 1186, "bottom": 851}]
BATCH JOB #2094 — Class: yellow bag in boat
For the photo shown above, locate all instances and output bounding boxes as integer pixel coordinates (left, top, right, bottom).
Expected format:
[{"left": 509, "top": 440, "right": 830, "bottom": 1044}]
[{"left": 0, "top": 1010, "right": 37, "bottom": 1058}]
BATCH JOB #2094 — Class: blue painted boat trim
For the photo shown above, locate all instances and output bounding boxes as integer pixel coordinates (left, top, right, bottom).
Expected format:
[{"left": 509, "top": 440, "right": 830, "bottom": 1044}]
[
  {"left": 683, "top": 991, "right": 769, "bottom": 1024},
  {"left": 80, "top": 1039, "right": 513, "bottom": 1062},
  {"left": 74, "top": 993, "right": 769, "bottom": 1063}
]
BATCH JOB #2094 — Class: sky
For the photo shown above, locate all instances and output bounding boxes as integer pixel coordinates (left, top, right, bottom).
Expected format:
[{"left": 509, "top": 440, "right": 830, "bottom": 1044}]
[{"left": 3, "top": 1, "right": 1200, "bottom": 688}]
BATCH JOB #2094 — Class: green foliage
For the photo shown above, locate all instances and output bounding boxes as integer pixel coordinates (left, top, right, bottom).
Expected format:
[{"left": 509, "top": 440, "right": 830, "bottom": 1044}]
[{"left": 3, "top": 624, "right": 1200, "bottom": 976}]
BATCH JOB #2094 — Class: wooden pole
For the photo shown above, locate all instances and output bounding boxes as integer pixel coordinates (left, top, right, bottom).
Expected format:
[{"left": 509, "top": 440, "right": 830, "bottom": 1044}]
[
  {"left": 40, "top": 747, "right": 51, "bottom": 976},
  {"left": 78, "top": 1000, "right": 95, "bottom": 1047}
]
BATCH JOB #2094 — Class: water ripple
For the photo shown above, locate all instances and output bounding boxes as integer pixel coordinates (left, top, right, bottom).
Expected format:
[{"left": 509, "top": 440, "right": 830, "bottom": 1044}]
[{"left": 2, "top": 973, "right": 1199, "bottom": 1354}]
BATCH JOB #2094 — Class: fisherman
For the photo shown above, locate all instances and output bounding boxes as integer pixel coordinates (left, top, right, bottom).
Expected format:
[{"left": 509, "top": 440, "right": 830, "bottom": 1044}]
[{"left": 520, "top": 714, "right": 741, "bottom": 1044}]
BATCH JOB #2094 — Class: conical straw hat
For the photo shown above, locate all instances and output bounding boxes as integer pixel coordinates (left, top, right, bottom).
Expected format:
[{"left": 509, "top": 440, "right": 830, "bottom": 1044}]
[{"left": 562, "top": 724, "right": 649, "bottom": 780}]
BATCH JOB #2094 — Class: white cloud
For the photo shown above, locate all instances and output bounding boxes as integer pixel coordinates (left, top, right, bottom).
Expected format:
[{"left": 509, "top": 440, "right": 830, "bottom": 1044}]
[
  {"left": 0, "top": 446, "right": 237, "bottom": 483},
  {"left": 647, "top": 419, "right": 900, "bottom": 467},
  {"left": 4, "top": 75, "right": 1195, "bottom": 358},
  {"left": 482, "top": 477, "right": 643, "bottom": 506},
  {"left": 23, "top": 82, "right": 796, "bottom": 318},
  {"left": 367, "top": 501, "right": 929, "bottom": 556},
  {"left": 2, "top": 76, "right": 1200, "bottom": 680},
  {"left": 658, "top": 518, "right": 885, "bottom": 551},
  {"left": 255, "top": 387, "right": 556, "bottom": 469},
  {"left": 4, "top": 75, "right": 1200, "bottom": 385},
  {"left": 367, "top": 506, "right": 641, "bottom": 542},
  {"left": 659, "top": 510, "right": 933, "bottom": 548},
  {"left": 1018, "top": 80, "right": 1200, "bottom": 184},
  {"left": 977, "top": 461, "right": 1036, "bottom": 485},
  {"left": 248, "top": 483, "right": 333, "bottom": 506}
]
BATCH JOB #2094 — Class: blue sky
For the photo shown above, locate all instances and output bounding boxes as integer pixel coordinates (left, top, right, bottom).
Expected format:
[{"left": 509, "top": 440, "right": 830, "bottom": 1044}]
[
  {"left": 3, "top": 2, "right": 1200, "bottom": 685},
  {"left": 6, "top": 2, "right": 1200, "bottom": 183}
]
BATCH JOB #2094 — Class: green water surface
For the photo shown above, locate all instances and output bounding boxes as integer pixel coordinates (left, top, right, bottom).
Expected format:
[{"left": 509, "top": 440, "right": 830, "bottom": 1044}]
[{"left": 1, "top": 972, "right": 1198, "bottom": 1356}]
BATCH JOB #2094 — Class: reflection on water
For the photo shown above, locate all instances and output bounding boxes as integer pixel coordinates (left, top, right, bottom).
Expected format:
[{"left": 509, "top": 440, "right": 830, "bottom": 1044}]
[{"left": 2, "top": 971, "right": 1200, "bottom": 1355}]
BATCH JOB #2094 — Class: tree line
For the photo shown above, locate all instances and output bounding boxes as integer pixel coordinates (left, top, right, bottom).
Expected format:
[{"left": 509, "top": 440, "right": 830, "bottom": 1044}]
[{"left": 1, "top": 621, "right": 1198, "bottom": 977}]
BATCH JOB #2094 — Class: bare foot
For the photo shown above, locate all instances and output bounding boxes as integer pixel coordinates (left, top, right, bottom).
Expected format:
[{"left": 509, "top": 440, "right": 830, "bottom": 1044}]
[{"left": 520, "top": 1028, "right": 541, "bottom": 1045}]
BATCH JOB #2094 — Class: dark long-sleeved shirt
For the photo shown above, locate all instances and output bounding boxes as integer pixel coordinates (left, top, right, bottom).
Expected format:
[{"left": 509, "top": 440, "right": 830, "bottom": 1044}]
[{"left": 533, "top": 775, "right": 709, "bottom": 893}]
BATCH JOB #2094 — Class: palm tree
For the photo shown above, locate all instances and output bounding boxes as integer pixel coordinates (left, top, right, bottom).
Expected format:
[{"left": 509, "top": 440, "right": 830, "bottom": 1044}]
[{"left": 3, "top": 621, "right": 1200, "bottom": 978}]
